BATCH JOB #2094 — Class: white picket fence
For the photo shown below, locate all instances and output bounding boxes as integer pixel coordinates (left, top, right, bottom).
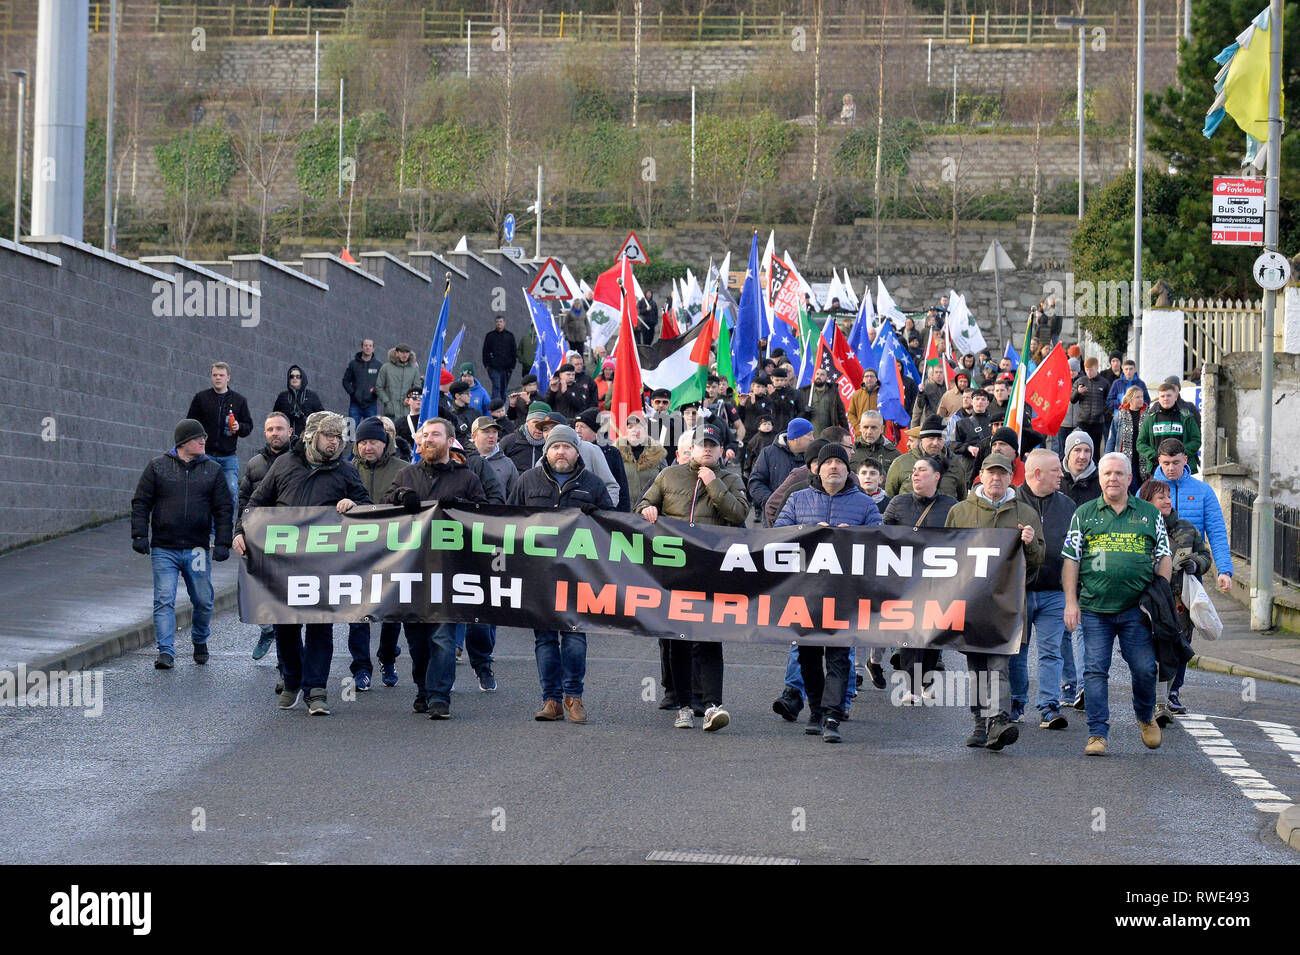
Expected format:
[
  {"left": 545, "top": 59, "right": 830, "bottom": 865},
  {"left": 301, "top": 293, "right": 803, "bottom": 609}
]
[{"left": 1178, "top": 297, "right": 1264, "bottom": 370}]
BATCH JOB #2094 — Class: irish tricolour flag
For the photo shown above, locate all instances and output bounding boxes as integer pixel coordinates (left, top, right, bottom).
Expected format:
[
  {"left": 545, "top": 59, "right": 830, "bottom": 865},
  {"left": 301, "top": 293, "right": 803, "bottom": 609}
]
[{"left": 638, "top": 319, "right": 714, "bottom": 411}]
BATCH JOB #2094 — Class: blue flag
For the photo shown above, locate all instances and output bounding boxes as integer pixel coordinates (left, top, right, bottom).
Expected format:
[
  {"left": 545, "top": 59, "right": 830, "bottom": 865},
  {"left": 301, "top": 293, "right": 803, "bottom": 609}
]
[
  {"left": 769, "top": 315, "right": 802, "bottom": 376},
  {"left": 1004, "top": 342, "right": 1020, "bottom": 370},
  {"left": 848, "top": 303, "right": 881, "bottom": 373},
  {"left": 443, "top": 325, "right": 466, "bottom": 373},
  {"left": 877, "top": 332, "right": 911, "bottom": 427},
  {"left": 887, "top": 323, "right": 921, "bottom": 383},
  {"left": 417, "top": 284, "right": 451, "bottom": 430},
  {"left": 733, "top": 233, "right": 762, "bottom": 392},
  {"left": 526, "top": 290, "right": 565, "bottom": 385}
]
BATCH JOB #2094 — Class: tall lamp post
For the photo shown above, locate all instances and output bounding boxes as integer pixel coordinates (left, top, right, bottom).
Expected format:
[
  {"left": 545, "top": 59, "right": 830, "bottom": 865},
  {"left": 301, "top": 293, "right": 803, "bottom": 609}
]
[
  {"left": 1055, "top": 16, "right": 1086, "bottom": 219},
  {"left": 10, "top": 68, "right": 26, "bottom": 243}
]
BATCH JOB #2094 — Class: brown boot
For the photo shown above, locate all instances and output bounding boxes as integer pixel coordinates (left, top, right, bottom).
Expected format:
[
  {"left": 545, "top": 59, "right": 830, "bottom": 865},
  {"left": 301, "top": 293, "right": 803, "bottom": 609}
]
[
  {"left": 534, "top": 699, "right": 563, "bottom": 721},
  {"left": 564, "top": 696, "right": 588, "bottom": 723}
]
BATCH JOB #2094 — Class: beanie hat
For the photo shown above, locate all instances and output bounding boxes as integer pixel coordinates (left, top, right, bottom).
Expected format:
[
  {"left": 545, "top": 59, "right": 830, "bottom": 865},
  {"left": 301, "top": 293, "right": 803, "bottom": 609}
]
[
  {"left": 786, "top": 417, "right": 813, "bottom": 441},
  {"left": 526, "top": 401, "right": 553, "bottom": 422},
  {"left": 439, "top": 368, "right": 454, "bottom": 386},
  {"left": 991, "top": 426, "right": 1018, "bottom": 449},
  {"left": 804, "top": 438, "right": 829, "bottom": 464},
  {"left": 1063, "top": 429, "right": 1094, "bottom": 460},
  {"left": 577, "top": 408, "right": 602, "bottom": 432},
  {"left": 448, "top": 381, "right": 470, "bottom": 396},
  {"left": 1068, "top": 357, "right": 1081, "bottom": 374},
  {"left": 459, "top": 362, "right": 475, "bottom": 376},
  {"left": 1067, "top": 344, "right": 1082, "bottom": 358},
  {"left": 355, "top": 417, "right": 388, "bottom": 444},
  {"left": 817, "top": 443, "right": 851, "bottom": 466},
  {"left": 544, "top": 425, "right": 581, "bottom": 453},
  {"left": 174, "top": 418, "right": 207, "bottom": 447}
]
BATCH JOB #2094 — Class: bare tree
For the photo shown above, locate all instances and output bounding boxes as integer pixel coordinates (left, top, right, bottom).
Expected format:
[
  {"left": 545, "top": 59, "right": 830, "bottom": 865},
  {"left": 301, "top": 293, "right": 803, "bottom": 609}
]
[
  {"left": 804, "top": 0, "right": 825, "bottom": 262},
  {"left": 228, "top": 86, "right": 305, "bottom": 253}
]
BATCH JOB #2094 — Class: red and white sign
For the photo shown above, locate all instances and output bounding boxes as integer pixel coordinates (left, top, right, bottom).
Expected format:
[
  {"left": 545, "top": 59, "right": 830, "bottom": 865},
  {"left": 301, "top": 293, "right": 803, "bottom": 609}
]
[
  {"left": 527, "top": 257, "right": 575, "bottom": 300},
  {"left": 617, "top": 231, "right": 649, "bottom": 265},
  {"left": 1212, "top": 176, "right": 1265, "bottom": 246}
]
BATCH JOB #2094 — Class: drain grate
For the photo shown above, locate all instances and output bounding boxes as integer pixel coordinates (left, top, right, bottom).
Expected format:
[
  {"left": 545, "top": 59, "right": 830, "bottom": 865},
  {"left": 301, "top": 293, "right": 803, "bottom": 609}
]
[{"left": 645, "top": 849, "right": 799, "bottom": 865}]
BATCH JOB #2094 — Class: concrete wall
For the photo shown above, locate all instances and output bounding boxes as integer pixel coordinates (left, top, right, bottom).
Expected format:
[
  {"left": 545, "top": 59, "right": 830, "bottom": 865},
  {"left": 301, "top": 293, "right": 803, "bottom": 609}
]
[
  {"left": 1212, "top": 352, "right": 1300, "bottom": 508},
  {"left": 0, "top": 235, "right": 537, "bottom": 552}
]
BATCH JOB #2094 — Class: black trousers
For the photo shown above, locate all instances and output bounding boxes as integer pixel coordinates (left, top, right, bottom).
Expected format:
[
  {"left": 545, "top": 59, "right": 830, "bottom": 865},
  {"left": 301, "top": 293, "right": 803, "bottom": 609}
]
[
  {"left": 798, "top": 645, "right": 851, "bottom": 721},
  {"left": 898, "top": 647, "right": 942, "bottom": 693},
  {"left": 665, "top": 639, "right": 724, "bottom": 710},
  {"left": 962, "top": 651, "right": 1010, "bottom": 718}
]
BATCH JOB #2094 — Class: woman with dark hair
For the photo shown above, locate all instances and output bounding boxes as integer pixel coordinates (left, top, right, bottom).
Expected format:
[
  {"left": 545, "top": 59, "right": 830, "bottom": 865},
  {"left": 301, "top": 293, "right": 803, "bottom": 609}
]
[
  {"left": 1138, "top": 477, "right": 1212, "bottom": 726},
  {"left": 881, "top": 455, "right": 959, "bottom": 704}
]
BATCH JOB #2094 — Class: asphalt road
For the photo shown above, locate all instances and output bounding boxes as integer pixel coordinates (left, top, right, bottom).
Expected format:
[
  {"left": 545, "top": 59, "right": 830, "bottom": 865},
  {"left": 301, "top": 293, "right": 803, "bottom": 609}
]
[{"left": 2, "top": 608, "right": 1298, "bottom": 864}]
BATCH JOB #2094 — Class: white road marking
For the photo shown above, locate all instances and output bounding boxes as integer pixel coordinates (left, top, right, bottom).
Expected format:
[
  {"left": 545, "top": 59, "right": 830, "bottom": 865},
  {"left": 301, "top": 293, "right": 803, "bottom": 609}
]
[{"left": 1180, "top": 714, "right": 1296, "bottom": 814}]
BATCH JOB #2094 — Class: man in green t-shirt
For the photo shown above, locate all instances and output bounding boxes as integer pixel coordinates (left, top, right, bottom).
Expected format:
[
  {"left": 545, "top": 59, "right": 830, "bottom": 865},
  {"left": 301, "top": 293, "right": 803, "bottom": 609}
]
[{"left": 1062, "top": 451, "right": 1171, "bottom": 757}]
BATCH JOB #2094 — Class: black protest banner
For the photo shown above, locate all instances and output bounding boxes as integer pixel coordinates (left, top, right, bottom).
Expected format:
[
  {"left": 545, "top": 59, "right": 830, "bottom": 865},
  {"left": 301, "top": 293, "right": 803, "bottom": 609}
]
[{"left": 238, "top": 503, "right": 1026, "bottom": 653}]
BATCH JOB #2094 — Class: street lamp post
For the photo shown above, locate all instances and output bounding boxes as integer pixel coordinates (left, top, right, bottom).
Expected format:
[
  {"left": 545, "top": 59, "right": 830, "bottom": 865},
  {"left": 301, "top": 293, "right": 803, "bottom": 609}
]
[
  {"left": 10, "top": 68, "right": 26, "bottom": 243},
  {"left": 1133, "top": 0, "right": 1146, "bottom": 356},
  {"left": 1055, "top": 16, "right": 1087, "bottom": 219}
]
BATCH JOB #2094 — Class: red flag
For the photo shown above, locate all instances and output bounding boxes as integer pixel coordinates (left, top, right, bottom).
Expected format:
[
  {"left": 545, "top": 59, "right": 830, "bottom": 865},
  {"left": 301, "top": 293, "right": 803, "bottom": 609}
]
[
  {"left": 609, "top": 258, "right": 644, "bottom": 436},
  {"left": 689, "top": 315, "right": 717, "bottom": 366},
  {"left": 660, "top": 305, "right": 681, "bottom": 340},
  {"left": 1024, "top": 342, "right": 1071, "bottom": 436},
  {"left": 340, "top": 247, "right": 358, "bottom": 264}
]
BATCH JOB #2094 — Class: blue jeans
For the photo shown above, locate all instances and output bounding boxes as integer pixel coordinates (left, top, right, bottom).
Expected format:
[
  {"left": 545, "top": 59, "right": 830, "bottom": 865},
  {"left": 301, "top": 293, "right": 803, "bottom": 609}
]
[
  {"left": 210, "top": 453, "right": 239, "bottom": 519},
  {"left": 1081, "top": 606, "right": 1158, "bottom": 739},
  {"left": 275, "top": 623, "right": 333, "bottom": 693},
  {"left": 454, "top": 623, "right": 496, "bottom": 670},
  {"left": 784, "top": 643, "right": 856, "bottom": 708},
  {"left": 1009, "top": 629, "right": 1032, "bottom": 710},
  {"left": 400, "top": 623, "right": 457, "bottom": 705},
  {"left": 534, "top": 630, "right": 587, "bottom": 701},
  {"left": 1025, "top": 589, "right": 1067, "bottom": 713},
  {"left": 1061, "top": 628, "right": 1084, "bottom": 695},
  {"left": 348, "top": 401, "right": 377, "bottom": 429},
  {"left": 347, "top": 622, "right": 375, "bottom": 675},
  {"left": 151, "top": 547, "right": 213, "bottom": 655},
  {"left": 487, "top": 368, "right": 511, "bottom": 403},
  {"left": 1168, "top": 661, "right": 1187, "bottom": 697}
]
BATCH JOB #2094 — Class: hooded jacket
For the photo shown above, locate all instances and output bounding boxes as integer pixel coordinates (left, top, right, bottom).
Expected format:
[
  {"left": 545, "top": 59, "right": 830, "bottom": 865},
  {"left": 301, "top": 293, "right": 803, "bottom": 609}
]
[
  {"left": 272, "top": 364, "right": 325, "bottom": 438},
  {"left": 236, "top": 443, "right": 370, "bottom": 537},
  {"left": 508, "top": 456, "right": 613, "bottom": 510},
  {"left": 376, "top": 347, "right": 421, "bottom": 418},
  {"left": 774, "top": 476, "right": 883, "bottom": 528},
  {"left": 747, "top": 433, "right": 805, "bottom": 515},
  {"left": 637, "top": 459, "right": 749, "bottom": 527},
  {"left": 132, "top": 450, "right": 233, "bottom": 550},
  {"left": 478, "top": 444, "right": 519, "bottom": 503},
  {"left": 944, "top": 485, "right": 1045, "bottom": 575},
  {"left": 342, "top": 350, "right": 383, "bottom": 408},
  {"left": 459, "top": 447, "right": 505, "bottom": 504},
  {"left": 1015, "top": 483, "right": 1076, "bottom": 591},
  {"left": 382, "top": 455, "right": 486, "bottom": 507}
]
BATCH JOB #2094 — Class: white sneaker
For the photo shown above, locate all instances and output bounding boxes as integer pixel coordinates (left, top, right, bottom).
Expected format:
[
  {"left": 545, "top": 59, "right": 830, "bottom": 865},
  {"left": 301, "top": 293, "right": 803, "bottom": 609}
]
[
  {"left": 702, "top": 705, "right": 730, "bottom": 732},
  {"left": 898, "top": 692, "right": 921, "bottom": 705},
  {"left": 921, "top": 684, "right": 939, "bottom": 702},
  {"left": 674, "top": 706, "right": 694, "bottom": 729}
]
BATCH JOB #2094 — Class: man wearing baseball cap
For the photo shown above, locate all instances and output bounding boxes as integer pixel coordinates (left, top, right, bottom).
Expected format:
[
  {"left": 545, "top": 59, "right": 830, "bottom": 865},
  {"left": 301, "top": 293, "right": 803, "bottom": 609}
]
[
  {"left": 472, "top": 414, "right": 518, "bottom": 502},
  {"left": 508, "top": 425, "right": 615, "bottom": 724},
  {"left": 944, "top": 452, "right": 1044, "bottom": 750},
  {"left": 636, "top": 421, "right": 749, "bottom": 732}
]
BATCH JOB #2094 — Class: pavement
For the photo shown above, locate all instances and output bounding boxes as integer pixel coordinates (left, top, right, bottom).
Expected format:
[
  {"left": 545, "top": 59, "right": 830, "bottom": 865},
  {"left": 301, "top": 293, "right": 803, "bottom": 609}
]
[
  {"left": 1189, "top": 589, "right": 1300, "bottom": 686},
  {"left": 2, "top": 519, "right": 1299, "bottom": 862}
]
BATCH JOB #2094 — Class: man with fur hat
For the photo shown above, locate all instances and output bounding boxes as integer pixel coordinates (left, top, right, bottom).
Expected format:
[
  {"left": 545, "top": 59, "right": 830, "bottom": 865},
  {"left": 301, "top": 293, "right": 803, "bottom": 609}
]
[
  {"left": 509, "top": 425, "right": 615, "bottom": 724},
  {"left": 132, "top": 418, "right": 233, "bottom": 670},
  {"left": 234, "top": 411, "right": 370, "bottom": 715}
]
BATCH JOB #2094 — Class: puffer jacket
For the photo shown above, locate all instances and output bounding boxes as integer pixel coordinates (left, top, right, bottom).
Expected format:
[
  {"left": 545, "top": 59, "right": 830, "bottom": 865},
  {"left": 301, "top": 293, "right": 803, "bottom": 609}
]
[
  {"left": 774, "top": 478, "right": 883, "bottom": 528},
  {"left": 131, "top": 450, "right": 233, "bottom": 550},
  {"left": 237, "top": 444, "right": 371, "bottom": 536},
  {"left": 354, "top": 433, "right": 406, "bottom": 505},
  {"left": 748, "top": 433, "right": 805, "bottom": 515},
  {"left": 1069, "top": 372, "right": 1110, "bottom": 425},
  {"left": 1015, "top": 483, "right": 1077, "bottom": 591},
  {"left": 617, "top": 440, "right": 669, "bottom": 507},
  {"left": 881, "top": 491, "right": 958, "bottom": 529},
  {"left": 237, "top": 441, "right": 292, "bottom": 514},
  {"left": 376, "top": 347, "right": 421, "bottom": 418},
  {"left": 382, "top": 456, "right": 486, "bottom": 507},
  {"left": 508, "top": 457, "right": 613, "bottom": 510},
  {"left": 1162, "top": 465, "right": 1232, "bottom": 576},
  {"left": 944, "top": 485, "right": 1045, "bottom": 574},
  {"left": 637, "top": 460, "right": 749, "bottom": 527}
]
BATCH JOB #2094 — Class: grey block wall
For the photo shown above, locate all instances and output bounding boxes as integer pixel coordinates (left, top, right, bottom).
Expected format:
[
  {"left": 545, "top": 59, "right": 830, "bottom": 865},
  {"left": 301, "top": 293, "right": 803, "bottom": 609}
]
[{"left": 0, "top": 237, "right": 536, "bottom": 552}]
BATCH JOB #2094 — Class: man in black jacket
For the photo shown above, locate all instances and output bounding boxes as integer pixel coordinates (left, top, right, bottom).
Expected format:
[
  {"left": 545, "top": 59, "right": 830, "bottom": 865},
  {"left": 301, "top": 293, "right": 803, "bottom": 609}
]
[
  {"left": 383, "top": 417, "right": 487, "bottom": 720},
  {"left": 186, "top": 361, "right": 254, "bottom": 526},
  {"left": 234, "top": 411, "right": 370, "bottom": 716},
  {"left": 272, "top": 364, "right": 325, "bottom": 441},
  {"left": 1015, "top": 449, "right": 1077, "bottom": 729},
  {"left": 480, "top": 316, "right": 517, "bottom": 402},
  {"left": 575, "top": 409, "right": 630, "bottom": 513},
  {"left": 508, "top": 425, "right": 614, "bottom": 724},
  {"left": 1070, "top": 357, "right": 1110, "bottom": 454},
  {"left": 132, "top": 418, "right": 233, "bottom": 670},
  {"left": 238, "top": 411, "right": 295, "bottom": 665},
  {"left": 342, "top": 338, "right": 382, "bottom": 428}
]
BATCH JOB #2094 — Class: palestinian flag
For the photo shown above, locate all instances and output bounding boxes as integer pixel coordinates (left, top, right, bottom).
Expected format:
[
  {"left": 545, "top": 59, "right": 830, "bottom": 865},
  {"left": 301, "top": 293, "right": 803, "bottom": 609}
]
[{"left": 638, "top": 321, "right": 710, "bottom": 410}]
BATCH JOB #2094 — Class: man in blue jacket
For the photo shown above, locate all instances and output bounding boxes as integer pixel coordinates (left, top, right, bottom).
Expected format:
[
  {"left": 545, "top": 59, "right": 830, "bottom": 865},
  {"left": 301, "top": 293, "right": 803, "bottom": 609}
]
[
  {"left": 1105, "top": 358, "right": 1149, "bottom": 413},
  {"left": 458, "top": 362, "right": 492, "bottom": 417},
  {"left": 773, "top": 443, "right": 882, "bottom": 743},
  {"left": 1154, "top": 437, "right": 1232, "bottom": 713}
]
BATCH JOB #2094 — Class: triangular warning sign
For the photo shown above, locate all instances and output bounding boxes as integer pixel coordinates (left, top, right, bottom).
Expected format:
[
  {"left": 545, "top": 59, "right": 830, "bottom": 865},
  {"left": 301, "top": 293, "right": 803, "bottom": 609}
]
[
  {"left": 617, "top": 231, "right": 649, "bottom": 265},
  {"left": 527, "top": 257, "right": 575, "bottom": 301}
]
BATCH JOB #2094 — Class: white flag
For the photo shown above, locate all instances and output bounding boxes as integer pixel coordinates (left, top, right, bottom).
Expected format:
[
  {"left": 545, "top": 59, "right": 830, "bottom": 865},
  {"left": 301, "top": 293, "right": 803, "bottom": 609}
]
[
  {"left": 946, "top": 289, "right": 987, "bottom": 354},
  {"left": 876, "top": 277, "right": 907, "bottom": 328}
]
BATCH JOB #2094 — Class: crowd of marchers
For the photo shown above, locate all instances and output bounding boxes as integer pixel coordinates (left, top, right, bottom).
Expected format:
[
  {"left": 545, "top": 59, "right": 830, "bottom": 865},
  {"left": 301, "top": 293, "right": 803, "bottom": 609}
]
[{"left": 131, "top": 296, "right": 1231, "bottom": 755}]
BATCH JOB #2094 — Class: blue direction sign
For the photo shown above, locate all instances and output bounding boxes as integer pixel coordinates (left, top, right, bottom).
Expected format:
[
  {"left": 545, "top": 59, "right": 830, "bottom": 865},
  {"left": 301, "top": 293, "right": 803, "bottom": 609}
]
[{"left": 503, "top": 214, "right": 516, "bottom": 244}]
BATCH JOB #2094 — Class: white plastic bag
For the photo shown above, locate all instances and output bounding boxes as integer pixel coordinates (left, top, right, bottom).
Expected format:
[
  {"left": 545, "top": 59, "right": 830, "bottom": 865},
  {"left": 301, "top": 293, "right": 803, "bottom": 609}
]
[{"left": 1183, "top": 575, "right": 1223, "bottom": 641}]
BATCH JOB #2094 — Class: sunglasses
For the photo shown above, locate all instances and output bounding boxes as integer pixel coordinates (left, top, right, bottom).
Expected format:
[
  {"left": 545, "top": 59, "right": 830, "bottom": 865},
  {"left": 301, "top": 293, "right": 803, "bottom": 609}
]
[{"left": 290, "top": 374, "right": 302, "bottom": 379}]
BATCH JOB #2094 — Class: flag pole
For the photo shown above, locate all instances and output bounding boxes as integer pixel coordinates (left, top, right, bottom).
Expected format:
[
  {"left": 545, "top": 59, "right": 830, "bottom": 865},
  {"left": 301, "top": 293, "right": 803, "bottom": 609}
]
[{"left": 1251, "top": 0, "right": 1283, "bottom": 630}]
